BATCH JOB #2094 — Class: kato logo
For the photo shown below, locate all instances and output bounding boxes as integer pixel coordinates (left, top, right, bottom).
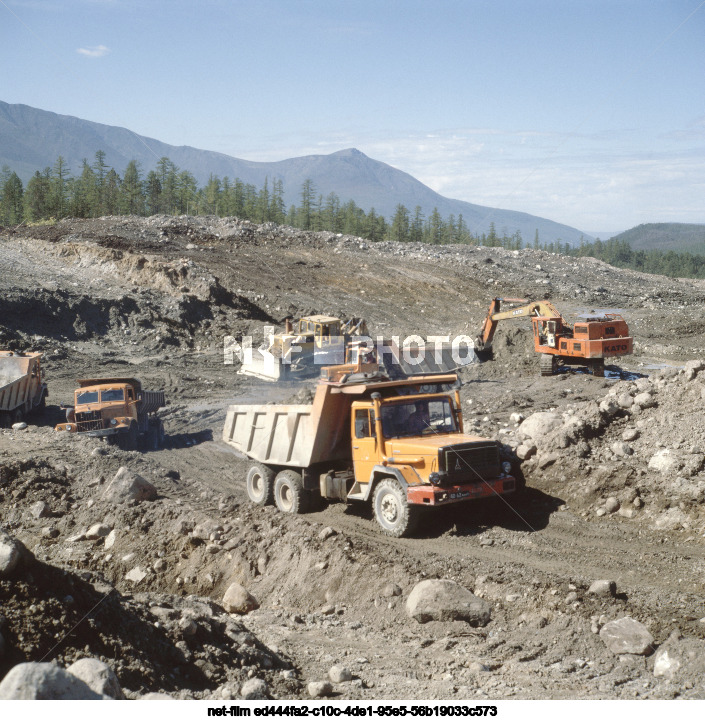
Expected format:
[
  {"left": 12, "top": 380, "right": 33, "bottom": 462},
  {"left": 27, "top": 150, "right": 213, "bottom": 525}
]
[{"left": 605, "top": 344, "right": 628, "bottom": 353}]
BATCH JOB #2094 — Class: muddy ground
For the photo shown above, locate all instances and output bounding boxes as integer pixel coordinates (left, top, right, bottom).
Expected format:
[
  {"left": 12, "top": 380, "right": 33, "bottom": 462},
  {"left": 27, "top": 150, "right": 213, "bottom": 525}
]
[{"left": 1, "top": 215, "right": 705, "bottom": 700}]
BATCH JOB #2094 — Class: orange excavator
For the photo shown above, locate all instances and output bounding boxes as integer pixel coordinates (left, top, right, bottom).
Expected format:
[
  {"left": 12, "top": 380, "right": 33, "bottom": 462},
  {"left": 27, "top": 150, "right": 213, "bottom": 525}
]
[{"left": 475, "top": 298, "right": 633, "bottom": 376}]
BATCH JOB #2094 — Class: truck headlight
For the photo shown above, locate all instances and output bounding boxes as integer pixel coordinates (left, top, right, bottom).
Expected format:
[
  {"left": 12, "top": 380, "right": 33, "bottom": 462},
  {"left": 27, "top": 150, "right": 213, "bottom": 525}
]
[
  {"left": 66, "top": 424, "right": 72, "bottom": 431},
  {"left": 110, "top": 418, "right": 118, "bottom": 426},
  {"left": 502, "top": 461, "right": 512, "bottom": 474}
]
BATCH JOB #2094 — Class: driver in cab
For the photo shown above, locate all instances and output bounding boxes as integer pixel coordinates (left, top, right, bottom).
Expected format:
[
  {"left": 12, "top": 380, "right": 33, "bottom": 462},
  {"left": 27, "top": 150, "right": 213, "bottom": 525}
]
[{"left": 407, "top": 401, "right": 431, "bottom": 434}]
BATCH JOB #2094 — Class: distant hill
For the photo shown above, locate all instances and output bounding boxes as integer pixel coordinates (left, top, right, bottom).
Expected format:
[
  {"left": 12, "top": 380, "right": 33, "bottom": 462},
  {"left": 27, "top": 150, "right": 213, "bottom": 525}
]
[
  {"left": 0, "top": 100, "right": 592, "bottom": 244},
  {"left": 613, "top": 223, "right": 705, "bottom": 255}
]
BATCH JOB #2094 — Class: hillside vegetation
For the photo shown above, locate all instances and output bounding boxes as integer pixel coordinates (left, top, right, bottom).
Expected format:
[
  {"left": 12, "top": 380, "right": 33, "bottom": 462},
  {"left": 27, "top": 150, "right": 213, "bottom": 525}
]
[{"left": 614, "top": 223, "right": 705, "bottom": 255}]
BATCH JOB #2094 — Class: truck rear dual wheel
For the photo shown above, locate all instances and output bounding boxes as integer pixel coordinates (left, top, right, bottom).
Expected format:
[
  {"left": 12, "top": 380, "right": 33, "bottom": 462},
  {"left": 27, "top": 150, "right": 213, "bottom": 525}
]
[
  {"left": 372, "top": 478, "right": 420, "bottom": 538},
  {"left": 246, "top": 463, "right": 275, "bottom": 506},
  {"left": 144, "top": 419, "right": 165, "bottom": 450},
  {"left": 273, "top": 469, "right": 310, "bottom": 514}
]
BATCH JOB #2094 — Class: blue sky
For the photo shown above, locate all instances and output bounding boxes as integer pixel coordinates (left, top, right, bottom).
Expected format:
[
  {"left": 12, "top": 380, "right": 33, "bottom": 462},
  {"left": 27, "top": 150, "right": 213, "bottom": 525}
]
[{"left": 2, "top": 0, "right": 704, "bottom": 233}]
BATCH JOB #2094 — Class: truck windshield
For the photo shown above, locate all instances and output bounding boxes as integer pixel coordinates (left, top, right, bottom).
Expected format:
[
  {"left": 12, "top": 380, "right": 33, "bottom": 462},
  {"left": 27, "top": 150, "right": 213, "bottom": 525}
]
[
  {"left": 101, "top": 389, "right": 125, "bottom": 402},
  {"left": 380, "top": 398, "right": 457, "bottom": 438},
  {"left": 76, "top": 390, "right": 99, "bottom": 405}
]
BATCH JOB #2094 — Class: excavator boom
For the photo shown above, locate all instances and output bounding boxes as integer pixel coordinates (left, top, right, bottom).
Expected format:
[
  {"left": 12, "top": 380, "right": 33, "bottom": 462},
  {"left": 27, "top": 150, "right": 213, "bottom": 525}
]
[
  {"left": 476, "top": 298, "right": 565, "bottom": 350},
  {"left": 475, "top": 297, "right": 632, "bottom": 376}
]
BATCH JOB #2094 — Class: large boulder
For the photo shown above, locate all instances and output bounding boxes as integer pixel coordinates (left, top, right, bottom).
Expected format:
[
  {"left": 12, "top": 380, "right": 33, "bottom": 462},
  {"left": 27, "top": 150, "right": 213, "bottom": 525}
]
[
  {"left": 66, "top": 658, "right": 123, "bottom": 699},
  {"left": 222, "top": 582, "right": 259, "bottom": 614},
  {"left": 0, "top": 662, "right": 105, "bottom": 699},
  {"left": 599, "top": 617, "right": 654, "bottom": 656},
  {"left": 0, "top": 528, "right": 23, "bottom": 577},
  {"left": 652, "top": 635, "right": 705, "bottom": 680},
  {"left": 101, "top": 467, "right": 157, "bottom": 504},
  {"left": 406, "top": 579, "right": 491, "bottom": 626},
  {"left": 517, "top": 412, "right": 564, "bottom": 443},
  {"left": 648, "top": 449, "right": 679, "bottom": 475}
]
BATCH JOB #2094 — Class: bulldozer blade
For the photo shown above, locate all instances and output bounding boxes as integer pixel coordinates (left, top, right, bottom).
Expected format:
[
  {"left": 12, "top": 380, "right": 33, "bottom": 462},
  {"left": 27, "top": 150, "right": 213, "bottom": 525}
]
[{"left": 237, "top": 349, "right": 290, "bottom": 382}]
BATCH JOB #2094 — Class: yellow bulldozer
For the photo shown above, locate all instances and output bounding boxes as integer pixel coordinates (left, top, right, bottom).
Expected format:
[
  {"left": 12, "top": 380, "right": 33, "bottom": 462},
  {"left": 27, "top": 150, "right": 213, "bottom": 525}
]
[{"left": 239, "top": 315, "right": 368, "bottom": 381}]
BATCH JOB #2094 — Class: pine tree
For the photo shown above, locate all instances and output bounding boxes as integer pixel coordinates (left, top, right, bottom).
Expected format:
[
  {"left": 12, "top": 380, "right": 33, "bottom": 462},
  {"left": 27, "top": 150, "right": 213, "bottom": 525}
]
[
  {"left": 104, "top": 168, "right": 121, "bottom": 215},
  {"left": 120, "top": 160, "right": 145, "bottom": 216},
  {"left": 270, "top": 178, "right": 286, "bottom": 224},
  {"left": 389, "top": 204, "right": 410, "bottom": 242},
  {"left": 92, "top": 150, "right": 109, "bottom": 215},
  {"left": 24, "top": 169, "right": 52, "bottom": 221},
  {"left": 145, "top": 171, "right": 162, "bottom": 215},
  {"left": 50, "top": 156, "right": 71, "bottom": 219},
  {"left": 298, "top": 179, "right": 315, "bottom": 230},
  {"left": 72, "top": 160, "right": 97, "bottom": 217},
  {"left": 0, "top": 166, "right": 24, "bottom": 224},
  {"left": 429, "top": 207, "right": 444, "bottom": 244}
]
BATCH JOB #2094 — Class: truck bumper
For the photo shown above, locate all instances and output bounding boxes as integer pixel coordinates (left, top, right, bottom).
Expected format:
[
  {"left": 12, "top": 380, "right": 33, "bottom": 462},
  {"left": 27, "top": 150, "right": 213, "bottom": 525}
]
[
  {"left": 83, "top": 427, "right": 120, "bottom": 438},
  {"left": 406, "top": 476, "right": 516, "bottom": 506},
  {"left": 54, "top": 424, "right": 122, "bottom": 438}
]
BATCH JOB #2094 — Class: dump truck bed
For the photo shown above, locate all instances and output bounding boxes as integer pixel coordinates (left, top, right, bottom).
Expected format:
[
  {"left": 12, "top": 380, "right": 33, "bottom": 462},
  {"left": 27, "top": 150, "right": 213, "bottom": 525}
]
[
  {"left": 223, "top": 385, "right": 353, "bottom": 466},
  {"left": 139, "top": 390, "right": 166, "bottom": 414},
  {"left": 223, "top": 373, "right": 461, "bottom": 467},
  {"left": 0, "top": 352, "right": 44, "bottom": 413}
]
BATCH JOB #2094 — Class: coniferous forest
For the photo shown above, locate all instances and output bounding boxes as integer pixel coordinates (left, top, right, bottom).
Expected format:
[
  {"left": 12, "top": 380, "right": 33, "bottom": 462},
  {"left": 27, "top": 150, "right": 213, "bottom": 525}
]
[{"left": 2, "top": 151, "right": 704, "bottom": 279}]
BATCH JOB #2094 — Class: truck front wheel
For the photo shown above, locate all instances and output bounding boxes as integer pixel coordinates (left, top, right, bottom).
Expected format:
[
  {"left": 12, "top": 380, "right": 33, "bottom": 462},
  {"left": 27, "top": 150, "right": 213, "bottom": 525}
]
[
  {"left": 372, "top": 478, "right": 420, "bottom": 538},
  {"left": 274, "top": 470, "right": 309, "bottom": 514},
  {"left": 246, "top": 463, "right": 275, "bottom": 506},
  {"left": 118, "top": 422, "right": 139, "bottom": 451}
]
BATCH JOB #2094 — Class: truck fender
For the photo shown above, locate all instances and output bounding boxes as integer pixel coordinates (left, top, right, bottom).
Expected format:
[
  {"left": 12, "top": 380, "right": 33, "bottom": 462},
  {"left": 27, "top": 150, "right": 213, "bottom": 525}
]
[{"left": 361, "top": 465, "right": 421, "bottom": 502}]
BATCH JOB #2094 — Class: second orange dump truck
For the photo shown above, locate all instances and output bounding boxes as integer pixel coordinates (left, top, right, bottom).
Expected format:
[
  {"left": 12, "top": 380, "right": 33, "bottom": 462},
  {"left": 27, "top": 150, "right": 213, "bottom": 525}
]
[{"left": 56, "top": 377, "right": 165, "bottom": 450}]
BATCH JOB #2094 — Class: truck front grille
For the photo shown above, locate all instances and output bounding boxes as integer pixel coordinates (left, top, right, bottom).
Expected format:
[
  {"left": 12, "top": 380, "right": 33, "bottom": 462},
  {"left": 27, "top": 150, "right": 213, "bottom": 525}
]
[
  {"left": 439, "top": 442, "right": 501, "bottom": 485},
  {"left": 75, "top": 411, "right": 104, "bottom": 432}
]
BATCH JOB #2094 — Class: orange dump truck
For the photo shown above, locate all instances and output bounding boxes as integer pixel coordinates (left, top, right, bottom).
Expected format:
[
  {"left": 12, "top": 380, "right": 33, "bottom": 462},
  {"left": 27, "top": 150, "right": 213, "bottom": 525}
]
[
  {"left": 223, "top": 372, "right": 518, "bottom": 537},
  {"left": 55, "top": 377, "right": 165, "bottom": 450},
  {"left": 0, "top": 351, "right": 47, "bottom": 427}
]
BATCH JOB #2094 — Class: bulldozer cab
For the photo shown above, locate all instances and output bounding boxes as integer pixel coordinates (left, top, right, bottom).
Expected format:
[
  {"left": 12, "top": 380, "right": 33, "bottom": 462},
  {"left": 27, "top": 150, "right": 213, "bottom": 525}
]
[{"left": 291, "top": 316, "right": 341, "bottom": 344}]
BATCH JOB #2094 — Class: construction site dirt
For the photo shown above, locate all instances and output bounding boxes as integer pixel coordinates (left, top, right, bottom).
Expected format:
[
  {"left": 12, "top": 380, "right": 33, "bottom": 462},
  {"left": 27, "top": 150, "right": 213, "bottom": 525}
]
[{"left": 1, "top": 215, "right": 705, "bottom": 700}]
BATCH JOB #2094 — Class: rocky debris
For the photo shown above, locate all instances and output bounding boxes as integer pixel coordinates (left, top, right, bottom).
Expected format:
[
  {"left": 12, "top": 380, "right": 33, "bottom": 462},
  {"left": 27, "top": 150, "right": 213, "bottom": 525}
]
[
  {"left": 86, "top": 523, "right": 112, "bottom": 540},
  {"left": 599, "top": 617, "right": 654, "bottom": 656},
  {"left": 406, "top": 579, "right": 491, "bottom": 626},
  {"left": 0, "top": 662, "right": 106, "bottom": 699}
]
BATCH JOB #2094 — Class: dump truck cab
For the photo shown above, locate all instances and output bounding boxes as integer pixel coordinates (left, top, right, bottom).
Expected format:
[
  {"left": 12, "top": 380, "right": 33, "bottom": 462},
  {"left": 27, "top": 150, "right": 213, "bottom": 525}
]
[
  {"left": 56, "top": 377, "right": 165, "bottom": 450},
  {"left": 346, "top": 390, "right": 515, "bottom": 531}
]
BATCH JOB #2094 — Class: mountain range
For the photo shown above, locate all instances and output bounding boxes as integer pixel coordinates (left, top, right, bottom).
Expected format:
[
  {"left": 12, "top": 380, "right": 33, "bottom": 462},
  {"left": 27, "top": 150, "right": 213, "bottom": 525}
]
[{"left": 0, "top": 100, "right": 592, "bottom": 244}]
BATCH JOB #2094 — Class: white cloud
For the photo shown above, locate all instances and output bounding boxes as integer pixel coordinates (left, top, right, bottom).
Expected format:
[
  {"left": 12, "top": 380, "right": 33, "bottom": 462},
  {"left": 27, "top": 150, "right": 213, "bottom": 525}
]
[{"left": 76, "top": 45, "right": 110, "bottom": 58}]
